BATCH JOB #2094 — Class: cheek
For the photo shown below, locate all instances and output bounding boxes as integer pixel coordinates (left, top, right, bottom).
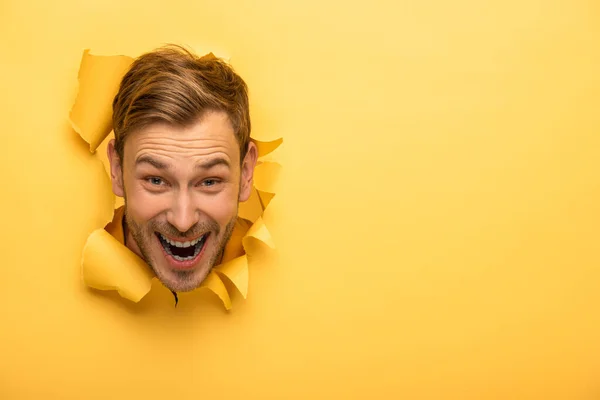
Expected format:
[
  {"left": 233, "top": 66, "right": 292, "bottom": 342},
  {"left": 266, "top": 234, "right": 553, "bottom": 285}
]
[
  {"left": 196, "top": 189, "right": 239, "bottom": 225},
  {"left": 124, "top": 179, "right": 168, "bottom": 222}
]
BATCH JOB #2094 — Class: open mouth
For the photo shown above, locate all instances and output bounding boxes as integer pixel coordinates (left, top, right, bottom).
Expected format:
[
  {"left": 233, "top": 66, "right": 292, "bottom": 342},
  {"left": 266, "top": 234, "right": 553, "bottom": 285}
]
[{"left": 156, "top": 232, "right": 208, "bottom": 262}]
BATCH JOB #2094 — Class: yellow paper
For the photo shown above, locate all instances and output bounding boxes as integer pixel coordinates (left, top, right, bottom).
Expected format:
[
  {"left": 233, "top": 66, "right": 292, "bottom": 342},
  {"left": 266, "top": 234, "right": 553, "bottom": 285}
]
[
  {"left": 238, "top": 186, "right": 264, "bottom": 222},
  {"left": 6, "top": 1, "right": 599, "bottom": 397},
  {"left": 199, "top": 271, "right": 232, "bottom": 310},
  {"left": 243, "top": 216, "right": 275, "bottom": 260},
  {"left": 253, "top": 161, "right": 281, "bottom": 191},
  {"left": 69, "top": 50, "right": 133, "bottom": 152},
  {"left": 253, "top": 161, "right": 280, "bottom": 209},
  {"left": 257, "top": 190, "right": 276, "bottom": 210},
  {"left": 215, "top": 255, "right": 249, "bottom": 298},
  {"left": 252, "top": 137, "right": 283, "bottom": 158},
  {"left": 82, "top": 229, "right": 154, "bottom": 302}
]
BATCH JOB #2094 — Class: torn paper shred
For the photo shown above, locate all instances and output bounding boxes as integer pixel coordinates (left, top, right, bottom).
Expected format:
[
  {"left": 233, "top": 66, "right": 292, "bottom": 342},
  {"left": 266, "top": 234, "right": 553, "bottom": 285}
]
[
  {"left": 254, "top": 162, "right": 281, "bottom": 209},
  {"left": 252, "top": 137, "right": 283, "bottom": 158},
  {"left": 69, "top": 50, "right": 133, "bottom": 152},
  {"left": 238, "top": 186, "right": 264, "bottom": 223},
  {"left": 72, "top": 48, "right": 281, "bottom": 310},
  {"left": 82, "top": 229, "right": 154, "bottom": 302},
  {"left": 215, "top": 256, "right": 249, "bottom": 299},
  {"left": 200, "top": 271, "right": 232, "bottom": 310}
]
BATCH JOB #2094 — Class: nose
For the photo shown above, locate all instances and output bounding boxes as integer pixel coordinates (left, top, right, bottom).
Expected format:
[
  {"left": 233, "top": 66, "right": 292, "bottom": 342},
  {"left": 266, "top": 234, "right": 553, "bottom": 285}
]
[{"left": 167, "top": 190, "right": 199, "bottom": 234}]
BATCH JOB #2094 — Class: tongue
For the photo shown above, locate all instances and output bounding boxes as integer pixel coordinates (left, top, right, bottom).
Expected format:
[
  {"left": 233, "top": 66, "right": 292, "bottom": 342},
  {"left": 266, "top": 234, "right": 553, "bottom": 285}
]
[{"left": 169, "top": 243, "right": 195, "bottom": 258}]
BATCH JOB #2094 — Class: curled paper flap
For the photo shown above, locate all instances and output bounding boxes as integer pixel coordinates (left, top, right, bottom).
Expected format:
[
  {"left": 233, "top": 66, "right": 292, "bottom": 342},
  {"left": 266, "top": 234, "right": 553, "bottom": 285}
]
[
  {"left": 238, "top": 143, "right": 282, "bottom": 221},
  {"left": 200, "top": 272, "right": 232, "bottom": 310},
  {"left": 238, "top": 186, "right": 264, "bottom": 223},
  {"left": 257, "top": 190, "right": 276, "bottom": 210},
  {"left": 244, "top": 216, "right": 275, "bottom": 250},
  {"left": 252, "top": 137, "right": 283, "bottom": 158},
  {"left": 73, "top": 48, "right": 281, "bottom": 309},
  {"left": 215, "top": 255, "right": 249, "bottom": 299},
  {"left": 69, "top": 50, "right": 133, "bottom": 152},
  {"left": 254, "top": 162, "right": 280, "bottom": 210},
  {"left": 253, "top": 162, "right": 281, "bottom": 195},
  {"left": 199, "top": 52, "right": 218, "bottom": 61},
  {"left": 82, "top": 229, "right": 153, "bottom": 302}
]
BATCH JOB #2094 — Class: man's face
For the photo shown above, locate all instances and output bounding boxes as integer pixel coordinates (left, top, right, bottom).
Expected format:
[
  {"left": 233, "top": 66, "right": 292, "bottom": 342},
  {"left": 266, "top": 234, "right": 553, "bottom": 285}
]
[{"left": 108, "top": 111, "right": 256, "bottom": 292}]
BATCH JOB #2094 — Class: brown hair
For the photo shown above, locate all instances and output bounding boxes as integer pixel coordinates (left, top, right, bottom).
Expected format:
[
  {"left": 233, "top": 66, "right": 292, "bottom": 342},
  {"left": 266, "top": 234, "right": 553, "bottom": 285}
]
[{"left": 112, "top": 45, "right": 251, "bottom": 163}]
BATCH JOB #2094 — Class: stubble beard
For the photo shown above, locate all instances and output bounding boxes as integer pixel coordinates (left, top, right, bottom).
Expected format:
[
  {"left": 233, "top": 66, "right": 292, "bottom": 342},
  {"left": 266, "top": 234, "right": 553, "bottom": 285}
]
[{"left": 123, "top": 197, "right": 238, "bottom": 293}]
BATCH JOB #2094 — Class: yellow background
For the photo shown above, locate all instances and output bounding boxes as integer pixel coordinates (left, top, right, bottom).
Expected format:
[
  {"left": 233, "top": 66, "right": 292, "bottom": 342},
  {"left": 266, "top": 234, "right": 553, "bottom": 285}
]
[{"left": 1, "top": 0, "right": 599, "bottom": 398}]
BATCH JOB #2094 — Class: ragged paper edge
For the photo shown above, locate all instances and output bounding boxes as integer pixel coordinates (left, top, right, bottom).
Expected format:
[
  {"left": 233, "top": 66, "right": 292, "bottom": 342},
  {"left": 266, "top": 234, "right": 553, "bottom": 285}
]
[
  {"left": 73, "top": 48, "right": 282, "bottom": 309},
  {"left": 69, "top": 49, "right": 134, "bottom": 153},
  {"left": 81, "top": 229, "right": 154, "bottom": 302}
]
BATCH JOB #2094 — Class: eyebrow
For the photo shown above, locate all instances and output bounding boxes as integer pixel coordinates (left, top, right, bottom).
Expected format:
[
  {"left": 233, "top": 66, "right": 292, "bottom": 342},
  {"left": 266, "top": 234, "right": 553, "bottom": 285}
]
[
  {"left": 196, "top": 157, "right": 230, "bottom": 170},
  {"left": 135, "top": 155, "right": 170, "bottom": 170},
  {"left": 134, "top": 155, "right": 230, "bottom": 170}
]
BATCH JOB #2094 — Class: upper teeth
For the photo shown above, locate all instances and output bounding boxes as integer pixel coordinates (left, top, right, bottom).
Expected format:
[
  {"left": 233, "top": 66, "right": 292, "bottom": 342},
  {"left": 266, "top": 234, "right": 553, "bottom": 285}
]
[{"left": 160, "top": 233, "right": 204, "bottom": 247}]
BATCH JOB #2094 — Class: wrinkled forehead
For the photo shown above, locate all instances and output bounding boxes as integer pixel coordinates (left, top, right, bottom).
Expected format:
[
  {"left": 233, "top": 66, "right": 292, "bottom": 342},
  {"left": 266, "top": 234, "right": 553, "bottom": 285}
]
[{"left": 124, "top": 111, "right": 241, "bottom": 165}]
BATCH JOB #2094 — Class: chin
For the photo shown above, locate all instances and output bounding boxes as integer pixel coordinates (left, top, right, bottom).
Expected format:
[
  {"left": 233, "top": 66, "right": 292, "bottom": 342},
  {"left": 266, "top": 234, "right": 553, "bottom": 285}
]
[{"left": 165, "top": 270, "right": 209, "bottom": 292}]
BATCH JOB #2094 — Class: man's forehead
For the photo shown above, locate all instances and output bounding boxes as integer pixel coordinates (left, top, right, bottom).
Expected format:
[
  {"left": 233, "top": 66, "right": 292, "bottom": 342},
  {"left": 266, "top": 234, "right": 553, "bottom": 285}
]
[
  {"left": 125, "top": 112, "right": 240, "bottom": 162},
  {"left": 138, "top": 112, "right": 234, "bottom": 139}
]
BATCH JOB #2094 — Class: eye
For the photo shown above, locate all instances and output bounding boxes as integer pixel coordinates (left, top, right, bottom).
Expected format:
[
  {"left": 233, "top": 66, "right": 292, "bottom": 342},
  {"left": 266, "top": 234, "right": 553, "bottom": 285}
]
[
  {"left": 198, "top": 178, "right": 223, "bottom": 190},
  {"left": 147, "top": 177, "right": 164, "bottom": 186},
  {"left": 202, "top": 179, "right": 218, "bottom": 186},
  {"left": 141, "top": 175, "right": 169, "bottom": 192}
]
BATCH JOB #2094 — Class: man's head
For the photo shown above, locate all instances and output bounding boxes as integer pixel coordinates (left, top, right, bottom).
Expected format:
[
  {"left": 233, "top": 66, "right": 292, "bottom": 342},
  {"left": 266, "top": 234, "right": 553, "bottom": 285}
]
[{"left": 107, "top": 45, "right": 257, "bottom": 293}]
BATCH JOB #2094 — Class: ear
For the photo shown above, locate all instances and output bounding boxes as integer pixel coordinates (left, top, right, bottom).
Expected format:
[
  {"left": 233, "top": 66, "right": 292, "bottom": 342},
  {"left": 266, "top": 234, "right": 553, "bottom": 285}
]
[
  {"left": 107, "top": 139, "right": 125, "bottom": 197},
  {"left": 239, "top": 141, "right": 258, "bottom": 202}
]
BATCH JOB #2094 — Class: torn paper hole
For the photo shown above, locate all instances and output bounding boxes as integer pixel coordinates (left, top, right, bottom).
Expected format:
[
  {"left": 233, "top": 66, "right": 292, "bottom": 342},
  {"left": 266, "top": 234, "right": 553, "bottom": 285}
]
[{"left": 71, "top": 48, "right": 282, "bottom": 310}]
